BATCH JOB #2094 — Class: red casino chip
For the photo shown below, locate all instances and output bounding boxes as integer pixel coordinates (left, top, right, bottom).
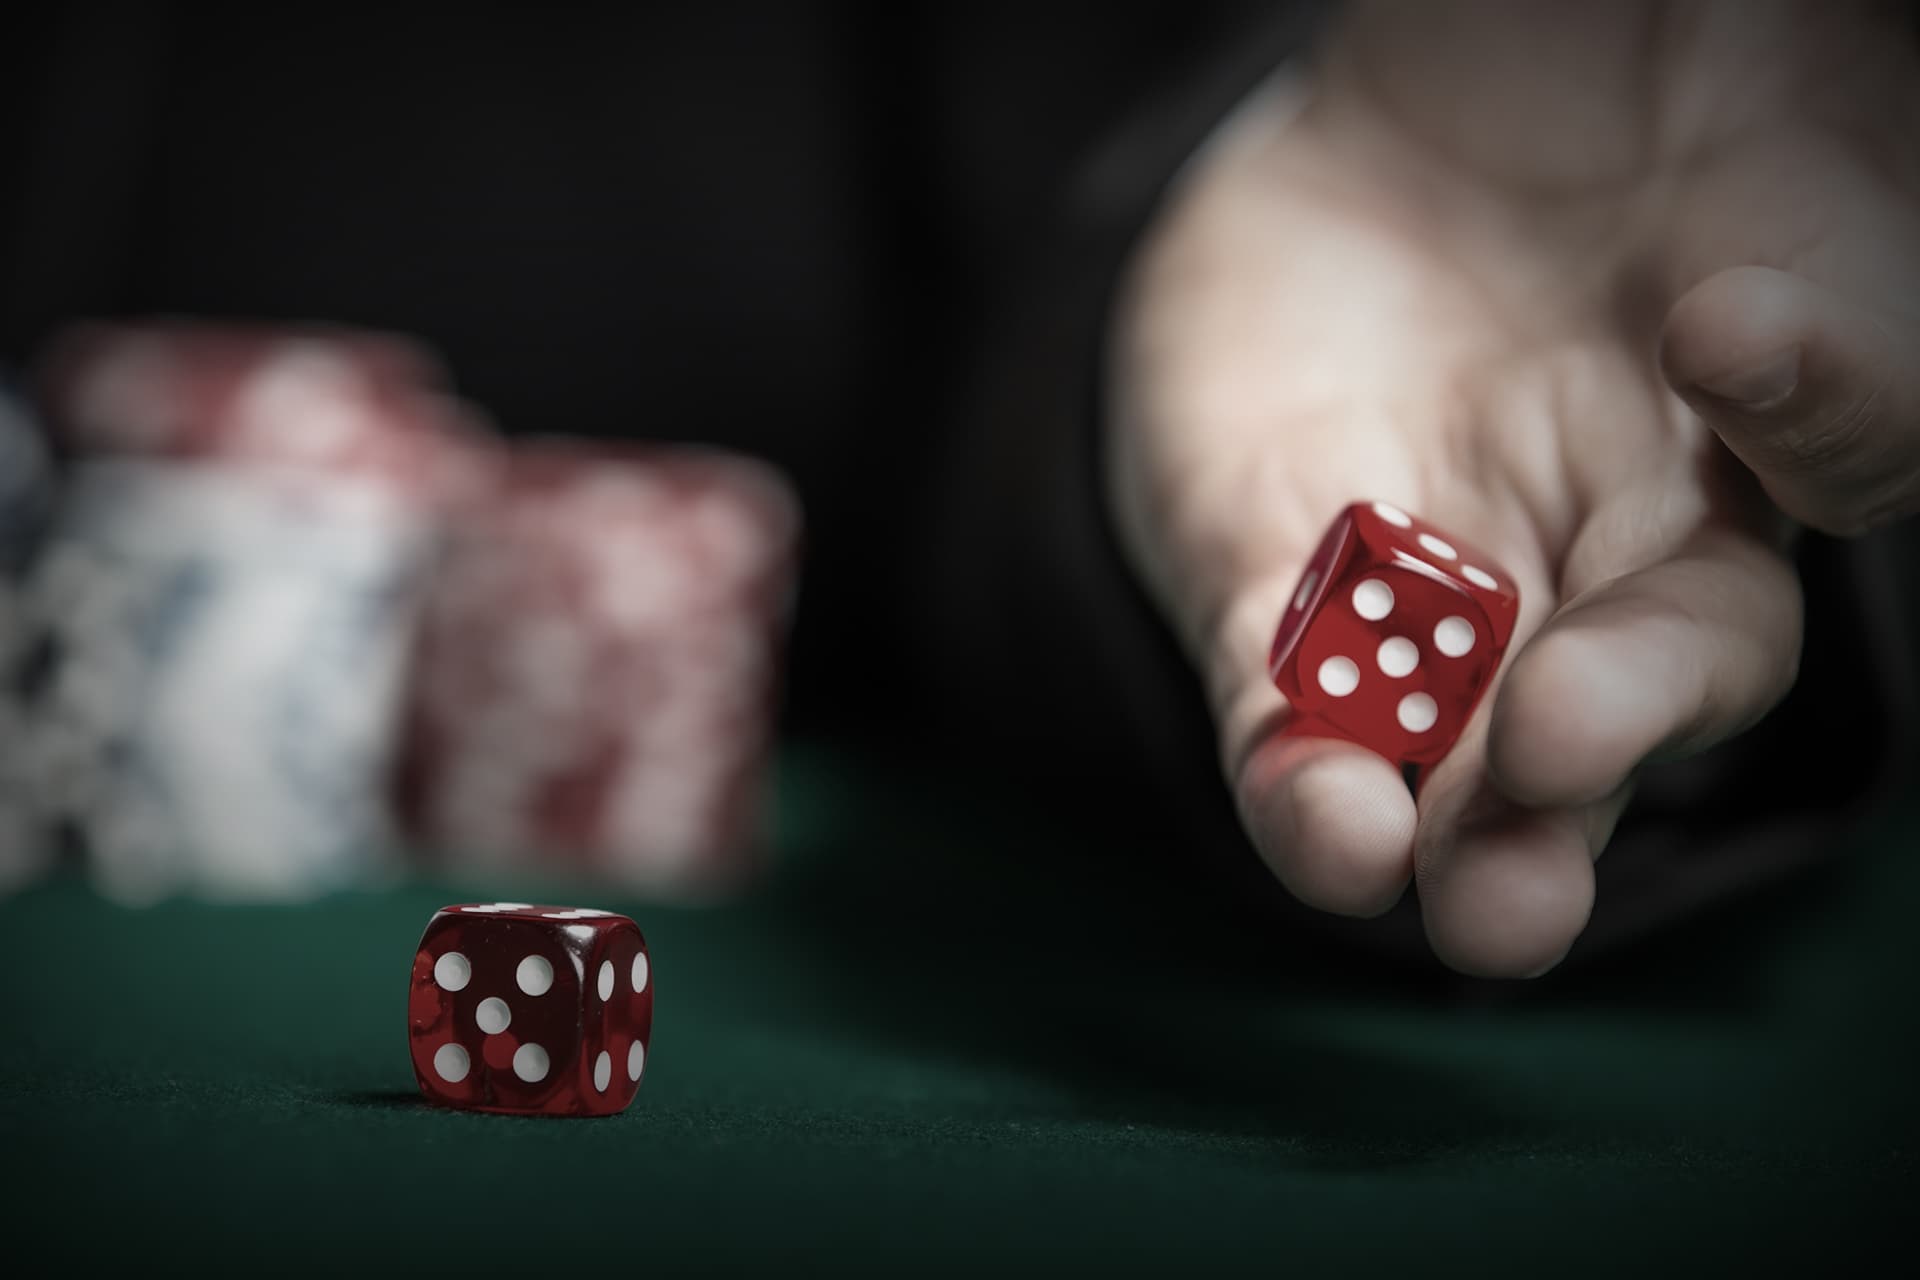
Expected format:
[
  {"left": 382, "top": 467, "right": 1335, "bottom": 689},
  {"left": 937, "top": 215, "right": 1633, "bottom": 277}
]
[
  {"left": 36, "top": 321, "right": 499, "bottom": 511},
  {"left": 394, "top": 440, "right": 802, "bottom": 899}
]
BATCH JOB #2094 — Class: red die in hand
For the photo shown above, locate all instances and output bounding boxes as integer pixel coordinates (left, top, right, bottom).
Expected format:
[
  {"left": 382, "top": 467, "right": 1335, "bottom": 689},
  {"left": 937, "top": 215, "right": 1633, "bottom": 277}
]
[
  {"left": 1269, "top": 501, "right": 1519, "bottom": 767},
  {"left": 409, "top": 902, "right": 653, "bottom": 1116}
]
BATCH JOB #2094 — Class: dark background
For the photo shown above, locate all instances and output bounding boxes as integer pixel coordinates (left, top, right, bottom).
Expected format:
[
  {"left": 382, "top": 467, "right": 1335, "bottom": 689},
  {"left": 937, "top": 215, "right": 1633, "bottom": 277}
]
[
  {"left": 0, "top": 0, "right": 1274, "bottom": 740},
  {"left": 4, "top": 3, "right": 1915, "bottom": 971}
]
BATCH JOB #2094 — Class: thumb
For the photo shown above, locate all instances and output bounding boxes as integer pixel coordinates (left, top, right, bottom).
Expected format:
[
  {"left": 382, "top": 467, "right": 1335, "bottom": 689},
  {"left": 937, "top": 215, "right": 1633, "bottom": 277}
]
[{"left": 1660, "top": 265, "right": 1920, "bottom": 537}]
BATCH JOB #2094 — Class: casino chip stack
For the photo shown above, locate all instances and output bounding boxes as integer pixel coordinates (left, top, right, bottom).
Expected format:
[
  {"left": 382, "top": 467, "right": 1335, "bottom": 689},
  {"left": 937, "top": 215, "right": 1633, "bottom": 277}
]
[
  {"left": 3, "top": 325, "right": 495, "bottom": 903},
  {"left": 395, "top": 441, "right": 801, "bottom": 899},
  {"left": 0, "top": 385, "right": 55, "bottom": 892}
]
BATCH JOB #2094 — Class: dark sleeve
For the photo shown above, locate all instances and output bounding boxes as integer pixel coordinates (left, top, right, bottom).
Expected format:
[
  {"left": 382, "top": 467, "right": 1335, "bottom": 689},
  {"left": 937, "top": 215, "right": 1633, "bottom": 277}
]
[{"left": 913, "top": 3, "right": 1920, "bottom": 969}]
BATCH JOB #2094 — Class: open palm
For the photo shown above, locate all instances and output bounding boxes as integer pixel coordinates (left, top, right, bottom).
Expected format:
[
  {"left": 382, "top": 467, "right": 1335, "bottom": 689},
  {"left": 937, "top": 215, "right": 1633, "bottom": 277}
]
[{"left": 1106, "top": 1, "right": 1920, "bottom": 976}]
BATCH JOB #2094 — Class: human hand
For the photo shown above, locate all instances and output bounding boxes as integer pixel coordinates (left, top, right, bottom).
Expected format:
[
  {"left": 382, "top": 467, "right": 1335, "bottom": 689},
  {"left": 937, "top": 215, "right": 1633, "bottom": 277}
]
[{"left": 1105, "top": 0, "right": 1920, "bottom": 976}]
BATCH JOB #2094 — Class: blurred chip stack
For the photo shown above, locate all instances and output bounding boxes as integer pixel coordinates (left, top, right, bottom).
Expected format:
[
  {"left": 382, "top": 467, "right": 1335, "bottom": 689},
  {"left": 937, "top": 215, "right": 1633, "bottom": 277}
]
[
  {"left": 3, "top": 325, "right": 495, "bottom": 903},
  {"left": 395, "top": 442, "right": 801, "bottom": 899}
]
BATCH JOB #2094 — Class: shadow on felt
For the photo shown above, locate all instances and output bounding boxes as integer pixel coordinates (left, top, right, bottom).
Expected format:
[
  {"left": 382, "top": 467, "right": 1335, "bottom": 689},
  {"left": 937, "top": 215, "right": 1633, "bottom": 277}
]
[
  {"left": 729, "top": 744, "right": 1891, "bottom": 1168},
  {"left": 326, "top": 1089, "right": 434, "bottom": 1113},
  {"left": 731, "top": 765, "right": 1524, "bottom": 1170}
]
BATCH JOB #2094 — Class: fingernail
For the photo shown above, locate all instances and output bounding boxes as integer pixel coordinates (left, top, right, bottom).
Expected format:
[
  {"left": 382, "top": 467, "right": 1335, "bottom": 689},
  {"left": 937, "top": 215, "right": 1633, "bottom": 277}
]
[{"left": 1696, "top": 348, "right": 1800, "bottom": 409}]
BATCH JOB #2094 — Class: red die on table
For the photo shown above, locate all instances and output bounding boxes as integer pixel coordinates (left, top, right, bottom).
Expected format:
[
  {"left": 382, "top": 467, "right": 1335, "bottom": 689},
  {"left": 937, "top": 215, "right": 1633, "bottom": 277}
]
[
  {"left": 409, "top": 902, "right": 653, "bottom": 1116},
  {"left": 1269, "top": 500, "right": 1519, "bottom": 767}
]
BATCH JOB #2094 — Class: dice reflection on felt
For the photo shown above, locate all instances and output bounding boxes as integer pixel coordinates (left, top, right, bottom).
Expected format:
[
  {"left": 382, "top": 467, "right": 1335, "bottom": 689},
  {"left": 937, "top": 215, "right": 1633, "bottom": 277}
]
[
  {"left": 409, "top": 902, "right": 653, "bottom": 1116},
  {"left": 1269, "top": 501, "right": 1519, "bottom": 767}
]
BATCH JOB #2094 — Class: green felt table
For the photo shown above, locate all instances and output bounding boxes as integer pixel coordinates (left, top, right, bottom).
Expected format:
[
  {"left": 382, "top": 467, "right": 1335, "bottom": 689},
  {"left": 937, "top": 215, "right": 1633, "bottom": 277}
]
[{"left": 3, "top": 745, "right": 1916, "bottom": 1273}]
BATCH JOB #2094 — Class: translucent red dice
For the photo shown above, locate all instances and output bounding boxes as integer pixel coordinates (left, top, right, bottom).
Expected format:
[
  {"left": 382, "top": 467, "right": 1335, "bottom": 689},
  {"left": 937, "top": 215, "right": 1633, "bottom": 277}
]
[
  {"left": 1269, "top": 501, "right": 1519, "bottom": 766},
  {"left": 408, "top": 902, "right": 653, "bottom": 1116}
]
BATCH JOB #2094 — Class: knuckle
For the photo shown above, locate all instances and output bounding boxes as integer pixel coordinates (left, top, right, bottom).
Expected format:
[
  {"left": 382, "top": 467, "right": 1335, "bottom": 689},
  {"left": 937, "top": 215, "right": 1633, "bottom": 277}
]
[
  {"left": 1763, "top": 379, "right": 1918, "bottom": 534},
  {"left": 1780, "top": 380, "right": 1882, "bottom": 471}
]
